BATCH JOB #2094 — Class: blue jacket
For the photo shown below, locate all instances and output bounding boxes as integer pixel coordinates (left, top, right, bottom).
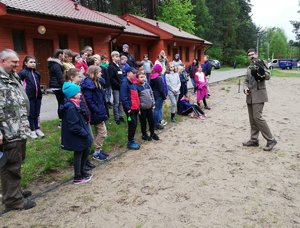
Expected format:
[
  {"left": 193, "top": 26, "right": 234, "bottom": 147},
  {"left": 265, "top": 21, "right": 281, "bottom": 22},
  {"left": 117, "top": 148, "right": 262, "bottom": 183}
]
[
  {"left": 120, "top": 77, "right": 140, "bottom": 112},
  {"left": 202, "top": 60, "right": 211, "bottom": 76},
  {"left": 18, "top": 67, "right": 42, "bottom": 100},
  {"left": 81, "top": 77, "right": 108, "bottom": 125},
  {"left": 60, "top": 101, "right": 93, "bottom": 152}
]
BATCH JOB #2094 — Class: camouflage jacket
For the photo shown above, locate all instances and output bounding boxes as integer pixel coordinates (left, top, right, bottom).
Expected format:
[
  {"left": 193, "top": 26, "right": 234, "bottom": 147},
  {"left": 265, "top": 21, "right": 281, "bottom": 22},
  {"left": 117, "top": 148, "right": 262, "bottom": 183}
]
[{"left": 0, "top": 67, "right": 30, "bottom": 143}]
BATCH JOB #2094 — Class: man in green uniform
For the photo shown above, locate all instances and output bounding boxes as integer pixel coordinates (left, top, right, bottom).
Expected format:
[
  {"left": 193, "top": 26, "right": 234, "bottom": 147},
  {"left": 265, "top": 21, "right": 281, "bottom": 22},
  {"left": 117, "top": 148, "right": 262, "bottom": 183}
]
[{"left": 243, "top": 48, "right": 277, "bottom": 151}]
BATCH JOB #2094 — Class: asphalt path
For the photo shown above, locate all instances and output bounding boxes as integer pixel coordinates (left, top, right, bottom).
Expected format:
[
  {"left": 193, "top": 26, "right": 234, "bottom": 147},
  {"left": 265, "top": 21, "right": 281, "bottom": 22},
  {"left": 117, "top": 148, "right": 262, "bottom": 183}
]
[{"left": 40, "top": 68, "right": 247, "bottom": 121}]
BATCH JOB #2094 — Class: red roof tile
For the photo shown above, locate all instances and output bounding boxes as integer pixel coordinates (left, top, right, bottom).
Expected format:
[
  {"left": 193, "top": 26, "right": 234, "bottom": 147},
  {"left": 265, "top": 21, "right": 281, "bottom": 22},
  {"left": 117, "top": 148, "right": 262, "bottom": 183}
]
[
  {"left": 0, "top": 0, "right": 123, "bottom": 28},
  {"left": 98, "top": 12, "right": 158, "bottom": 38},
  {"left": 128, "top": 14, "right": 204, "bottom": 42}
]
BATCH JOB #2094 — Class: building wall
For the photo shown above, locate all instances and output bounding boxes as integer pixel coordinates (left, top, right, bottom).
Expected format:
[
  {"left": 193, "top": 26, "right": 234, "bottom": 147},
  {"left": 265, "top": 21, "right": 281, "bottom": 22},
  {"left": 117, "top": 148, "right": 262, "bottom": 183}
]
[{"left": 0, "top": 16, "right": 115, "bottom": 85}]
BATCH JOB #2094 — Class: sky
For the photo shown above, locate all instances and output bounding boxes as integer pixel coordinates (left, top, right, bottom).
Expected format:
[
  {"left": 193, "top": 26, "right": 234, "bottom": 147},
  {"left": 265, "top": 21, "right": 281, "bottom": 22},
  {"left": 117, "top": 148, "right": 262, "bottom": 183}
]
[{"left": 251, "top": 0, "right": 299, "bottom": 41}]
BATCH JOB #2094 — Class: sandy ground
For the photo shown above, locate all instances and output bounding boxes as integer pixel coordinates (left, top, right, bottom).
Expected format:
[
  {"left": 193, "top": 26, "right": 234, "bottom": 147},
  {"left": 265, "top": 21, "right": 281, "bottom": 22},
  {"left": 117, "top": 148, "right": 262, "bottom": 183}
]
[{"left": 1, "top": 77, "right": 300, "bottom": 227}]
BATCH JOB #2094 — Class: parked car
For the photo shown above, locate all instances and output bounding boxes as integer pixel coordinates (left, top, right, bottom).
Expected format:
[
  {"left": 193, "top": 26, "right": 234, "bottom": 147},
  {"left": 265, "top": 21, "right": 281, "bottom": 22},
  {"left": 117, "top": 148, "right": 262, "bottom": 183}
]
[
  {"left": 268, "top": 59, "right": 296, "bottom": 70},
  {"left": 209, "top": 59, "right": 221, "bottom": 69}
]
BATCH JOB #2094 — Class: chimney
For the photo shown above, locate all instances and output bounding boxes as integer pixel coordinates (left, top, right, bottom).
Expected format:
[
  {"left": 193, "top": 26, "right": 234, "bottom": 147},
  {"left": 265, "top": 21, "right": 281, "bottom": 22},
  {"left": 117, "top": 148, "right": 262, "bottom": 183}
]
[
  {"left": 74, "top": 0, "right": 79, "bottom": 10},
  {"left": 156, "top": 22, "right": 159, "bottom": 27},
  {"left": 178, "top": 27, "right": 182, "bottom": 32},
  {"left": 126, "top": 20, "right": 130, "bottom": 26}
]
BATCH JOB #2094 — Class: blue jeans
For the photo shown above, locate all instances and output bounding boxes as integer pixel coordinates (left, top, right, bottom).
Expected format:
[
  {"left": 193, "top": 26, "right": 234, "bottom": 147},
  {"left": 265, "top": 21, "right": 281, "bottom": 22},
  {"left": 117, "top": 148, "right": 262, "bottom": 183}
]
[
  {"left": 191, "top": 77, "right": 196, "bottom": 93},
  {"left": 153, "top": 96, "right": 163, "bottom": 126},
  {"left": 112, "top": 90, "right": 123, "bottom": 121},
  {"left": 104, "top": 87, "right": 112, "bottom": 104}
]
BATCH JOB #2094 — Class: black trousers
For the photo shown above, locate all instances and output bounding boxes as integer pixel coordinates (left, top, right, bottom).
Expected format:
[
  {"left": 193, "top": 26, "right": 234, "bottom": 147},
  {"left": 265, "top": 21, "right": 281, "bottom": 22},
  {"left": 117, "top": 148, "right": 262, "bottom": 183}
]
[
  {"left": 139, "top": 108, "right": 154, "bottom": 136},
  {"left": 126, "top": 110, "right": 138, "bottom": 142},
  {"left": 53, "top": 89, "right": 64, "bottom": 119},
  {"left": 74, "top": 148, "right": 90, "bottom": 179},
  {"left": 28, "top": 99, "right": 42, "bottom": 131},
  {"left": 0, "top": 140, "right": 26, "bottom": 208}
]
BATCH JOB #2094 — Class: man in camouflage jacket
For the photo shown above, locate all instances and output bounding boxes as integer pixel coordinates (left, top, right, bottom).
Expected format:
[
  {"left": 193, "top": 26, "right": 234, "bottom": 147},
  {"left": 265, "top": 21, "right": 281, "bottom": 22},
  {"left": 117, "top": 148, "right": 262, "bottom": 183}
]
[
  {"left": 0, "top": 49, "right": 36, "bottom": 212},
  {"left": 243, "top": 48, "right": 277, "bottom": 151}
]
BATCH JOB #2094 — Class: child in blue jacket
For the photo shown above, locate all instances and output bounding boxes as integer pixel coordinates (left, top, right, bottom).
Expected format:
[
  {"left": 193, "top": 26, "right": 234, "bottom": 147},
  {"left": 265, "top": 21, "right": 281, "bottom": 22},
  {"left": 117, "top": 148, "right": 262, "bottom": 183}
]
[
  {"left": 120, "top": 67, "right": 141, "bottom": 150},
  {"left": 61, "top": 82, "right": 93, "bottom": 184},
  {"left": 19, "top": 55, "right": 44, "bottom": 139},
  {"left": 81, "top": 66, "right": 109, "bottom": 161}
]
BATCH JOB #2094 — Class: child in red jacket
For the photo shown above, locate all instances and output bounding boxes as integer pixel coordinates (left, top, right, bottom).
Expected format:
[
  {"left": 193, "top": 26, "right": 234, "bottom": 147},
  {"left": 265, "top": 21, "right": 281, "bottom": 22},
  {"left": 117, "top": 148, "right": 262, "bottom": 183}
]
[{"left": 120, "top": 67, "right": 140, "bottom": 150}]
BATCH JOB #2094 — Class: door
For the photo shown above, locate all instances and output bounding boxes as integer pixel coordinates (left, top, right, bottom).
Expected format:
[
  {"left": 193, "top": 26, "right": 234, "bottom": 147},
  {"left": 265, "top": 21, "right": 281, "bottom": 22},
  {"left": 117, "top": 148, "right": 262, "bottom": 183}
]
[{"left": 33, "top": 39, "right": 53, "bottom": 86}]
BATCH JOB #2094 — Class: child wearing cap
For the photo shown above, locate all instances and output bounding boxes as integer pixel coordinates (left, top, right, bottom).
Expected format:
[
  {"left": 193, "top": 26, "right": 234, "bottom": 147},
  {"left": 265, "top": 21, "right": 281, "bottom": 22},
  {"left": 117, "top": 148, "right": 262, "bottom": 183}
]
[
  {"left": 61, "top": 82, "right": 93, "bottom": 184},
  {"left": 136, "top": 71, "right": 159, "bottom": 141},
  {"left": 120, "top": 67, "right": 141, "bottom": 150}
]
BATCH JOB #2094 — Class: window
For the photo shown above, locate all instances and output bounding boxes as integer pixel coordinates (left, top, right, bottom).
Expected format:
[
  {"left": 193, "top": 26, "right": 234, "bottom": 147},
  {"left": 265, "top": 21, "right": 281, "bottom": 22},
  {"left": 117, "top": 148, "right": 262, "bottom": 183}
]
[
  {"left": 185, "top": 47, "right": 190, "bottom": 62},
  {"left": 12, "top": 30, "right": 26, "bottom": 52},
  {"left": 58, "top": 34, "right": 68, "bottom": 49},
  {"left": 79, "top": 37, "right": 93, "bottom": 51}
]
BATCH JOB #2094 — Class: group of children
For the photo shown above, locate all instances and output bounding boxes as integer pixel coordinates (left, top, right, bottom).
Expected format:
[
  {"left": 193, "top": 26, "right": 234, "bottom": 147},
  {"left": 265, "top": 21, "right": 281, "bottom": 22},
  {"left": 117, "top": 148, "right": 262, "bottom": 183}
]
[{"left": 17, "top": 46, "right": 211, "bottom": 184}]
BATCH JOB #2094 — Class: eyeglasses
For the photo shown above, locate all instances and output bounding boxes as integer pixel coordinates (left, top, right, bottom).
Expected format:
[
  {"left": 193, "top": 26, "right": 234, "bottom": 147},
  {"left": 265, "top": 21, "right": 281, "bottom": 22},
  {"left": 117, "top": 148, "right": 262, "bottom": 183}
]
[{"left": 248, "top": 53, "right": 255, "bottom": 57}]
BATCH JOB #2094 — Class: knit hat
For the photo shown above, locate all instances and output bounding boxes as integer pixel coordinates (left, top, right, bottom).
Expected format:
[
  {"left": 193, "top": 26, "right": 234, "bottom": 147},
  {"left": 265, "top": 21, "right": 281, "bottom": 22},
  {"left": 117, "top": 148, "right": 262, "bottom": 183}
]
[
  {"left": 153, "top": 64, "right": 163, "bottom": 73},
  {"left": 62, "top": 82, "right": 81, "bottom": 99},
  {"left": 123, "top": 44, "right": 129, "bottom": 49}
]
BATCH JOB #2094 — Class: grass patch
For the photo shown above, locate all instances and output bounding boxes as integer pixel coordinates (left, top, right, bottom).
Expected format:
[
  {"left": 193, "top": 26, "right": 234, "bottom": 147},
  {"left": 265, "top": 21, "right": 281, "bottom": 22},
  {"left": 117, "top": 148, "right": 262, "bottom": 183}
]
[
  {"left": 271, "top": 69, "right": 300, "bottom": 77},
  {"left": 20, "top": 103, "right": 180, "bottom": 188}
]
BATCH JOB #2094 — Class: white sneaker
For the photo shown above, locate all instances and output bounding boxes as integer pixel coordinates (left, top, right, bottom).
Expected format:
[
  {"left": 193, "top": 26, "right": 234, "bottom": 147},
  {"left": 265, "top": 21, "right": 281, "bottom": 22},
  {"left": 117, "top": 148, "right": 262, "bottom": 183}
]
[
  {"left": 160, "top": 119, "right": 168, "bottom": 126},
  {"left": 30, "top": 131, "right": 38, "bottom": 139},
  {"left": 35, "top": 129, "right": 45, "bottom": 138}
]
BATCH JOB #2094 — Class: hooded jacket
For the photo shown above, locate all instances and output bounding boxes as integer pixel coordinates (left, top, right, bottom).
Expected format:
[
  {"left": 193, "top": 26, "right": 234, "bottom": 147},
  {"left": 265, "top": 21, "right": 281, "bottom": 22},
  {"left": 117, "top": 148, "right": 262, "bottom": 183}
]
[
  {"left": 48, "top": 57, "right": 64, "bottom": 89},
  {"left": 150, "top": 73, "right": 167, "bottom": 100},
  {"left": 60, "top": 100, "right": 93, "bottom": 151},
  {"left": 80, "top": 77, "right": 108, "bottom": 125},
  {"left": 18, "top": 67, "right": 42, "bottom": 100},
  {"left": 120, "top": 77, "right": 140, "bottom": 112}
]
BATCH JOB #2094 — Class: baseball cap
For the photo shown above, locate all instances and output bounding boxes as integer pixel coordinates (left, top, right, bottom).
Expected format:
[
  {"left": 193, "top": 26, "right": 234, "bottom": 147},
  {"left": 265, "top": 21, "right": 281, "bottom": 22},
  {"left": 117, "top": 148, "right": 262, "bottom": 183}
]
[{"left": 125, "top": 66, "right": 137, "bottom": 74}]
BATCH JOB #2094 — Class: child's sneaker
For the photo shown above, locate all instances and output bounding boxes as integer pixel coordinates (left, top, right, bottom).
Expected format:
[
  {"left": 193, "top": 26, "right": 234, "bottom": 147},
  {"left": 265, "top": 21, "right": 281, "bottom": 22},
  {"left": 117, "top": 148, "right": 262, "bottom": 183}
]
[
  {"left": 142, "top": 134, "right": 152, "bottom": 141},
  {"left": 73, "top": 177, "right": 90, "bottom": 184},
  {"left": 30, "top": 131, "right": 38, "bottom": 139},
  {"left": 100, "top": 151, "right": 109, "bottom": 157},
  {"left": 93, "top": 152, "right": 107, "bottom": 161},
  {"left": 127, "top": 140, "right": 140, "bottom": 150},
  {"left": 35, "top": 129, "right": 45, "bottom": 138},
  {"left": 151, "top": 133, "right": 160, "bottom": 141},
  {"left": 160, "top": 119, "right": 168, "bottom": 126},
  {"left": 82, "top": 172, "right": 93, "bottom": 180}
]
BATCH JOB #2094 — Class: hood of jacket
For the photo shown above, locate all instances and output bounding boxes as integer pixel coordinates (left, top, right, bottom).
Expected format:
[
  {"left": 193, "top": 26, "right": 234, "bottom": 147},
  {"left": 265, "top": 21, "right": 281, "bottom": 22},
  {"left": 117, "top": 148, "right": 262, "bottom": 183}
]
[
  {"left": 80, "top": 77, "right": 96, "bottom": 90},
  {"left": 47, "top": 57, "right": 63, "bottom": 67},
  {"left": 150, "top": 73, "right": 160, "bottom": 80}
]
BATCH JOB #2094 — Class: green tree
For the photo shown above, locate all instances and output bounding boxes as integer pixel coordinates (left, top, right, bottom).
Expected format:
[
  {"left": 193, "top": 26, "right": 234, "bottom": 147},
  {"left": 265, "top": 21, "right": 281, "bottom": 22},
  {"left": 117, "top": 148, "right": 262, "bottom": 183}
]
[
  {"left": 192, "top": 0, "right": 213, "bottom": 39},
  {"left": 157, "top": 0, "right": 195, "bottom": 34},
  {"left": 265, "top": 27, "right": 290, "bottom": 59}
]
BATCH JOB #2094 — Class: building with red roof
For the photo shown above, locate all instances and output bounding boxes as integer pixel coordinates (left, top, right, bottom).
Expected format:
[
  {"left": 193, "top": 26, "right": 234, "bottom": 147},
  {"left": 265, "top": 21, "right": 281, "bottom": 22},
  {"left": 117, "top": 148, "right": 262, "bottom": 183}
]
[{"left": 0, "top": 0, "right": 211, "bottom": 87}]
